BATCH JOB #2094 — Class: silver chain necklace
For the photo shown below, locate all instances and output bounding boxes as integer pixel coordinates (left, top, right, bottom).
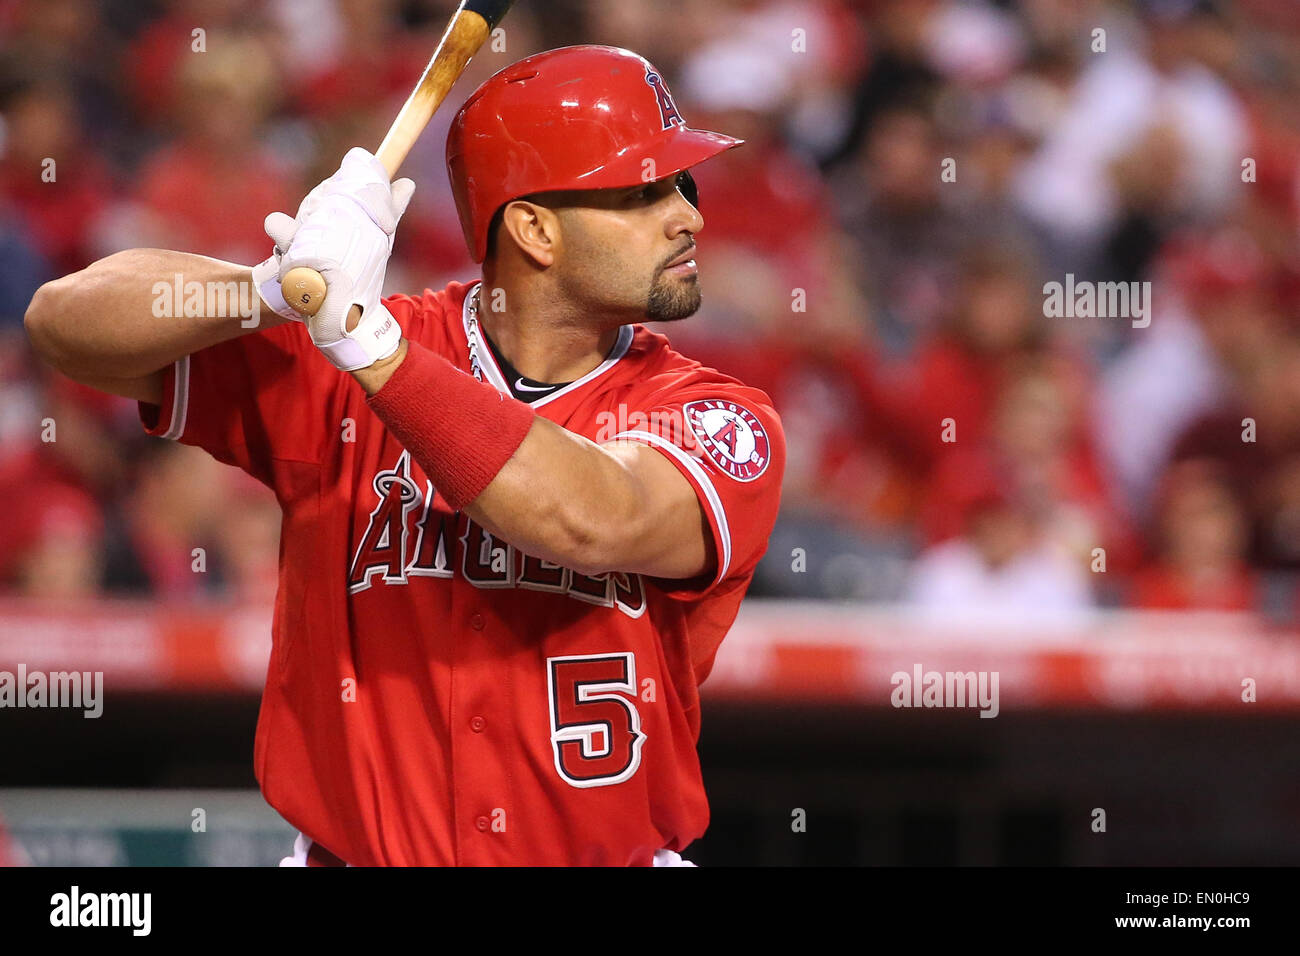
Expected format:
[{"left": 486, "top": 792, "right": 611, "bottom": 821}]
[
  {"left": 466, "top": 284, "right": 484, "bottom": 383},
  {"left": 466, "top": 283, "right": 581, "bottom": 392}
]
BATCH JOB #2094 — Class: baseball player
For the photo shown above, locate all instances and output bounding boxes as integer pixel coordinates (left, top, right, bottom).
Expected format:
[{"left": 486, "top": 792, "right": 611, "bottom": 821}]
[{"left": 24, "top": 46, "right": 785, "bottom": 866}]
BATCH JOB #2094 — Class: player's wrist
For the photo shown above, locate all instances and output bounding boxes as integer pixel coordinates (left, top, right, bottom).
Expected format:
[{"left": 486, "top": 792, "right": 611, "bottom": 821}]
[
  {"left": 251, "top": 256, "right": 307, "bottom": 323},
  {"left": 365, "top": 339, "right": 535, "bottom": 512},
  {"left": 352, "top": 336, "right": 409, "bottom": 396}
]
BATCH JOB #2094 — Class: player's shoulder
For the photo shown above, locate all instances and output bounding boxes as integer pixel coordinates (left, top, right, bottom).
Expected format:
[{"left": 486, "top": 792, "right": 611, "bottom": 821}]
[
  {"left": 621, "top": 325, "right": 780, "bottom": 417},
  {"left": 616, "top": 327, "right": 786, "bottom": 489},
  {"left": 382, "top": 279, "right": 477, "bottom": 350}
]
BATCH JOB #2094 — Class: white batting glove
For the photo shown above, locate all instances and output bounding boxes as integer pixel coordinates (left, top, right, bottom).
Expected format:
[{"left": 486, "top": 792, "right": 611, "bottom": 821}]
[
  {"left": 251, "top": 165, "right": 338, "bottom": 322},
  {"left": 257, "top": 147, "right": 416, "bottom": 370}
]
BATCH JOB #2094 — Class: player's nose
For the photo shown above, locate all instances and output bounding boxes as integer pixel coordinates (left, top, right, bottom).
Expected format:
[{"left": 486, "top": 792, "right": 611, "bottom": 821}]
[{"left": 665, "top": 188, "right": 704, "bottom": 239}]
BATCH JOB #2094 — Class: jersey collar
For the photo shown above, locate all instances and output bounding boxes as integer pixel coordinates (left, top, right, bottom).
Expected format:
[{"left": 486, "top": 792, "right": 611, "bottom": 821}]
[{"left": 461, "top": 281, "right": 634, "bottom": 409}]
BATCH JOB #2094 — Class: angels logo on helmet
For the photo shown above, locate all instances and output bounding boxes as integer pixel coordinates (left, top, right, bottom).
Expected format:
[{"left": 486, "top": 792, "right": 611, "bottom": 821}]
[
  {"left": 685, "top": 400, "right": 772, "bottom": 482},
  {"left": 645, "top": 71, "right": 685, "bottom": 129}
]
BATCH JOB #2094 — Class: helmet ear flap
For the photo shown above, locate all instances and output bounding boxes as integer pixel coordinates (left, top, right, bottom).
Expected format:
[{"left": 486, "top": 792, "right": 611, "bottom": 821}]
[{"left": 677, "top": 169, "right": 699, "bottom": 210}]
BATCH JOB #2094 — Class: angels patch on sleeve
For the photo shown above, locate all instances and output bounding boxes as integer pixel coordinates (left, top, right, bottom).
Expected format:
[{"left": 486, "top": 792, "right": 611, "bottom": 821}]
[{"left": 684, "top": 399, "right": 772, "bottom": 482}]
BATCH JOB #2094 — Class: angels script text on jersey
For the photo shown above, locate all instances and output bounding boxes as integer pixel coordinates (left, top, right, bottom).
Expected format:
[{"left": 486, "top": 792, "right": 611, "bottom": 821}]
[{"left": 347, "top": 451, "right": 647, "bottom": 618}]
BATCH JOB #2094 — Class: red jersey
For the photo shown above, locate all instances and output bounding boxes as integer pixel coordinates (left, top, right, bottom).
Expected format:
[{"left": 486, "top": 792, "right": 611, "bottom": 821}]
[{"left": 139, "top": 280, "right": 785, "bottom": 865}]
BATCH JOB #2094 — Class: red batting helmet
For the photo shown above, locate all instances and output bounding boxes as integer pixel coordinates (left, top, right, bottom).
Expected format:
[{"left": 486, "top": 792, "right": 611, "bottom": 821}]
[{"left": 446, "top": 45, "right": 744, "bottom": 263}]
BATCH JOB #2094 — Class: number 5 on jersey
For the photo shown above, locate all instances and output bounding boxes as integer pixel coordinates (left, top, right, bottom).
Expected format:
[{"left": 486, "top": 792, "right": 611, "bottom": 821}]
[{"left": 547, "top": 653, "right": 647, "bottom": 788}]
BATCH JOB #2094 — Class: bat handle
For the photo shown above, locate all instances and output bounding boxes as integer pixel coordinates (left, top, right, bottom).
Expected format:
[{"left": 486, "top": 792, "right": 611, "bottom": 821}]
[
  {"left": 280, "top": 267, "right": 327, "bottom": 317},
  {"left": 277, "top": 0, "right": 516, "bottom": 323},
  {"left": 279, "top": 268, "right": 362, "bottom": 329}
]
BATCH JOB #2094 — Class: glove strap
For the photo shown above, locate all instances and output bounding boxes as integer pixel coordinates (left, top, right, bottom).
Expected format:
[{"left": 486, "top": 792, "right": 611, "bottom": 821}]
[
  {"left": 316, "top": 304, "right": 403, "bottom": 371},
  {"left": 250, "top": 256, "right": 306, "bottom": 322}
]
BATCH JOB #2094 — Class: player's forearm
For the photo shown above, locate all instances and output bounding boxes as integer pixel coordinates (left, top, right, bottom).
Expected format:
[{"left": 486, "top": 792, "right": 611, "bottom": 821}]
[
  {"left": 361, "top": 339, "right": 700, "bottom": 578},
  {"left": 24, "top": 249, "right": 287, "bottom": 380},
  {"left": 357, "top": 340, "right": 616, "bottom": 570}
]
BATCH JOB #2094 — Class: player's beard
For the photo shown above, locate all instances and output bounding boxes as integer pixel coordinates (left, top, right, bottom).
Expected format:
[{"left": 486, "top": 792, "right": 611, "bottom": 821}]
[
  {"left": 645, "top": 260, "right": 702, "bottom": 323},
  {"left": 551, "top": 211, "right": 701, "bottom": 323}
]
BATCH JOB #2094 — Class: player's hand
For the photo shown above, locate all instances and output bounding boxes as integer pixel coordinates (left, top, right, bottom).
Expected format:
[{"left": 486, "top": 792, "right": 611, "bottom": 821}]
[
  {"left": 250, "top": 158, "right": 348, "bottom": 323},
  {"left": 258, "top": 147, "right": 417, "bottom": 370}
]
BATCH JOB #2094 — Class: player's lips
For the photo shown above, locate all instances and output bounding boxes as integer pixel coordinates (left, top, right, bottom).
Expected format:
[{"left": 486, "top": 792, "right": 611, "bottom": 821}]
[{"left": 664, "top": 246, "right": 697, "bottom": 273}]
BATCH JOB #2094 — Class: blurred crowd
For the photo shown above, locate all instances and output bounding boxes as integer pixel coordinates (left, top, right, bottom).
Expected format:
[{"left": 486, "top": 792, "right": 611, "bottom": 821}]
[{"left": 0, "top": 0, "right": 1298, "bottom": 622}]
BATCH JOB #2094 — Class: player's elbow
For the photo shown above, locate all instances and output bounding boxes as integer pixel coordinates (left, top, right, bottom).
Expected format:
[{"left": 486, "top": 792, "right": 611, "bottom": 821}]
[
  {"left": 24, "top": 280, "right": 73, "bottom": 371},
  {"left": 24, "top": 283, "right": 54, "bottom": 354}
]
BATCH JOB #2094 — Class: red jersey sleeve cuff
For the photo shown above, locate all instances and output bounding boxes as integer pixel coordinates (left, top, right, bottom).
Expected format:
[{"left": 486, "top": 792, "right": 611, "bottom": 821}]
[
  {"left": 137, "top": 356, "right": 189, "bottom": 440},
  {"left": 607, "top": 428, "right": 732, "bottom": 595}
]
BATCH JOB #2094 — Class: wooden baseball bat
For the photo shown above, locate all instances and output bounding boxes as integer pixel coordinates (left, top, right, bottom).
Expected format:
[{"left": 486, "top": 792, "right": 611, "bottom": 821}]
[{"left": 280, "top": 0, "right": 515, "bottom": 321}]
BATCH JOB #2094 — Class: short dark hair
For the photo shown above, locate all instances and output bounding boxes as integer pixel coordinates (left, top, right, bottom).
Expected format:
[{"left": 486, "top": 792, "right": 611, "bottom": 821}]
[{"left": 485, "top": 206, "right": 508, "bottom": 261}]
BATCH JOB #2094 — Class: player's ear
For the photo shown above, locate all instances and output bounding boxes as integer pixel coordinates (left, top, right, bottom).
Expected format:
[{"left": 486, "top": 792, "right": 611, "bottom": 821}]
[{"left": 500, "top": 199, "right": 560, "bottom": 268}]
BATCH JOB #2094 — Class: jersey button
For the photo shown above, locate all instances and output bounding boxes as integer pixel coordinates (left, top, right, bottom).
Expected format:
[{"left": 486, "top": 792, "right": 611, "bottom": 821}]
[
  {"left": 470, "top": 716, "right": 486, "bottom": 733},
  {"left": 475, "top": 816, "right": 491, "bottom": 832},
  {"left": 470, "top": 613, "right": 485, "bottom": 630}
]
